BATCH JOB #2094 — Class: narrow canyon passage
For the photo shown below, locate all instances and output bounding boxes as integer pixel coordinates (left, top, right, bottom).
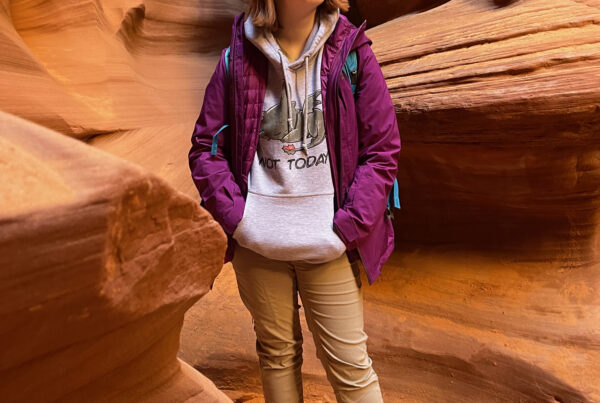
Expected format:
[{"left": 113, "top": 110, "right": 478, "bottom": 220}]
[
  {"left": 180, "top": 241, "right": 599, "bottom": 402},
  {"left": 2, "top": 0, "right": 599, "bottom": 401}
]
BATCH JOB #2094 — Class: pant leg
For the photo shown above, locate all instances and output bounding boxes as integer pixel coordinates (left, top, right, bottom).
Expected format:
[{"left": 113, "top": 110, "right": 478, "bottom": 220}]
[
  {"left": 231, "top": 244, "right": 304, "bottom": 403},
  {"left": 294, "top": 252, "right": 383, "bottom": 403}
]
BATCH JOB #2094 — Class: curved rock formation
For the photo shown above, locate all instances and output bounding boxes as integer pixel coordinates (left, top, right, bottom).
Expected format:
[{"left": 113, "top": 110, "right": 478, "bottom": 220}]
[
  {"left": 1, "top": 0, "right": 244, "bottom": 196},
  {"left": 368, "top": 0, "right": 599, "bottom": 401},
  {"left": 371, "top": 0, "right": 600, "bottom": 264},
  {"left": 351, "top": 0, "right": 451, "bottom": 27},
  {"left": 2, "top": 0, "right": 599, "bottom": 401},
  {"left": 0, "top": 111, "right": 231, "bottom": 402},
  {"left": 184, "top": 0, "right": 600, "bottom": 401}
]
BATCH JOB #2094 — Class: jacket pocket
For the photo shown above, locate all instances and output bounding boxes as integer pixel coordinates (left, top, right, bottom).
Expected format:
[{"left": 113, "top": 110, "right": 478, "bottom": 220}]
[{"left": 222, "top": 183, "right": 245, "bottom": 235}]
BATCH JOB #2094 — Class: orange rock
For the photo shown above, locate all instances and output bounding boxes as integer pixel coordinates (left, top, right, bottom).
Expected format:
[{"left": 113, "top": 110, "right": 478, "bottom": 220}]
[
  {"left": 185, "top": 1, "right": 600, "bottom": 401},
  {"left": 3, "top": 0, "right": 600, "bottom": 401},
  {"left": 352, "top": 0, "right": 450, "bottom": 27},
  {"left": 0, "top": 111, "right": 230, "bottom": 402},
  {"left": 369, "top": 0, "right": 600, "bottom": 261}
]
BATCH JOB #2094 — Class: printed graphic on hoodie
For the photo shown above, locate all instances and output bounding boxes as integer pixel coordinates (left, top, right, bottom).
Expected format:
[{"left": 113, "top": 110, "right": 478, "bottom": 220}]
[{"left": 260, "top": 88, "right": 325, "bottom": 155}]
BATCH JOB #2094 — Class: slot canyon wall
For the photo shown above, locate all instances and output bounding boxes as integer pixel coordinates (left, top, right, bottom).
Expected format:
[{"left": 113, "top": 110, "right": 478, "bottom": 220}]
[
  {"left": 0, "top": 0, "right": 244, "bottom": 401},
  {"left": 0, "top": 111, "right": 231, "bottom": 402},
  {"left": 1, "top": 0, "right": 599, "bottom": 402}
]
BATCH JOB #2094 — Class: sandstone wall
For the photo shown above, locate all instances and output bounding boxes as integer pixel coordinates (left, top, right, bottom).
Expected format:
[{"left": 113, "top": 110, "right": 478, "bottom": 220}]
[
  {"left": 185, "top": 1, "right": 600, "bottom": 401},
  {"left": 0, "top": 111, "right": 231, "bottom": 402},
  {"left": 1, "top": 0, "right": 599, "bottom": 402}
]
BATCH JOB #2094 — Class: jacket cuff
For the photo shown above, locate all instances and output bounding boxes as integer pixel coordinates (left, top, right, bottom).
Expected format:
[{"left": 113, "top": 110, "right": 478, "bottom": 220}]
[
  {"left": 221, "top": 200, "right": 245, "bottom": 235},
  {"left": 333, "top": 208, "right": 359, "bottom": 250}
]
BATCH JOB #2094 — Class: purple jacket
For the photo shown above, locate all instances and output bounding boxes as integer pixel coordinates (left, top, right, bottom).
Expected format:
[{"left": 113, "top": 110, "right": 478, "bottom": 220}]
[{"left": 189, "top": 12, "right": 401, "bottom": 285}]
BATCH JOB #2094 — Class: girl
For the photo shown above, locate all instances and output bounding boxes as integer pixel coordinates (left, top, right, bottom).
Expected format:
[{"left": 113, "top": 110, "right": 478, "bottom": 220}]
[{"left": 189, "top": 0, "right": 401, "bottom": 401}]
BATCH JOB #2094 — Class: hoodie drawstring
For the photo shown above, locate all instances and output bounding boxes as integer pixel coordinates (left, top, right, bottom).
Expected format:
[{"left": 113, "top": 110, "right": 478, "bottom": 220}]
[
  {"left": 278, "top": 49, "right": 294, "bottom": 134},
  {"left": 302, "top": 55, "right": 309, "bottom": 155},
  {"left": 277, "top": 49, "right": 311, "bottom": 157}
]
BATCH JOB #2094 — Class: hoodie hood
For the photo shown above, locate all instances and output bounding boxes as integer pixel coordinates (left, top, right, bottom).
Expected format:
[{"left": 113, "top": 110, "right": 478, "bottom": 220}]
[
  {"left": 244, "top": 7, "right": 340, "bottom": 70},
  {"left": 244, "top": 8, "right": 340, "bottom": 154}
]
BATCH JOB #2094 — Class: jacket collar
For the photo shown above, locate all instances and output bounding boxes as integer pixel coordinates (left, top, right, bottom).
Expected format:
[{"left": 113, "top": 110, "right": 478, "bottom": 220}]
[{"left": 321, "top": 14, "right": 368, "bottom": 79}]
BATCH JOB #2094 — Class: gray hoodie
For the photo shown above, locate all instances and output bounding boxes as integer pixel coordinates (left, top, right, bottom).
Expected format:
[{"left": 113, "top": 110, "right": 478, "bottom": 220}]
[{"left": 232, "top": 8, "right": 347, "bottom": 263}]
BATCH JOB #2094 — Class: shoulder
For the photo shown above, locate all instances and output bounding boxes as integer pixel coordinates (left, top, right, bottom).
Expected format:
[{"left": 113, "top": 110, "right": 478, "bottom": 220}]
[
  {"left": 334, "top": 14, "right": 372, "bottom": 52},
  {"left": 226, "top": 12, "right": 247, "bottom": 50},
  {"left": 232, "top": 11, "right": 246, "bottom": 27},
  {"left": 332, "top": 13, "right": 361, "bottom": 40}
]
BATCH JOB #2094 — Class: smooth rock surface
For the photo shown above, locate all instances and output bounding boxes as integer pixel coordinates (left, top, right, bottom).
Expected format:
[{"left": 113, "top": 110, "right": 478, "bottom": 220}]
[
  {"left": 0, "top": 110, "right": 231, "bottom": 403},
  {"left": 370, "top": 0, "right": 600, "bottom": 263},
  {"left": 182, "top": 243, "right": 600, "bottom": 402},
  {"left": 183, "top": 1, "right": 600, "bottom": 402},
  {"left": 2, "top": 0, "right": 599, "bottom": 401},
  {"left": 351, "top": 0, "right": 451, "bottom": 27},
  {"left": 1, "top": 0, "right": 243, "bottom": 197}
]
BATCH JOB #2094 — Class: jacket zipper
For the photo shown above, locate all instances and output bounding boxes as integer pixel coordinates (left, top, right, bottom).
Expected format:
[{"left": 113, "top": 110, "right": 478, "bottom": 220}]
[
  {"left": 325, "top": 22, "right": 368, "bottom": 269},
  {"left": 325, "top": 22, "right": 366, "bottom": 210}
]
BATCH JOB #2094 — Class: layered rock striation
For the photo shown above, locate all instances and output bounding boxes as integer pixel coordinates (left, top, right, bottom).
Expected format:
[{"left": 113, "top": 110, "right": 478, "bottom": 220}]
[
  {"left": 2, "top": 0, "right": 599, "bottom": 401},
  {"left": 0, "top": 111, "right": 231, "bottom": 402}
]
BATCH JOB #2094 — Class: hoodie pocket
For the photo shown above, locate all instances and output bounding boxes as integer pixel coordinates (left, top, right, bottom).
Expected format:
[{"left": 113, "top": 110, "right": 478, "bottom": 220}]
[{"left": 232, "top": 215, "right": 244, "bottom": 240}]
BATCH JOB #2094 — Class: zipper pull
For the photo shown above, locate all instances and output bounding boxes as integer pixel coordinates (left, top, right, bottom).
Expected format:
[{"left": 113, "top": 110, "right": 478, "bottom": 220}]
[{"left": 211, "top": 124, "right": 230, "bottom": 156}]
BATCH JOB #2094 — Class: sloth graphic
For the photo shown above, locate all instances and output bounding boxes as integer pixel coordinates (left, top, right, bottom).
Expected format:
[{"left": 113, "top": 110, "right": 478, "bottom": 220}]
[{"left": 259, "top": 88, "right": 325, "bottom": 155}]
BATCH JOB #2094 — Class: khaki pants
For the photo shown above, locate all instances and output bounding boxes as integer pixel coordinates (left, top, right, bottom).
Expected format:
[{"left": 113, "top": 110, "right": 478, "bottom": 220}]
[{"left": 232, "top": 244, "right": 383, "bottom": 403}]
